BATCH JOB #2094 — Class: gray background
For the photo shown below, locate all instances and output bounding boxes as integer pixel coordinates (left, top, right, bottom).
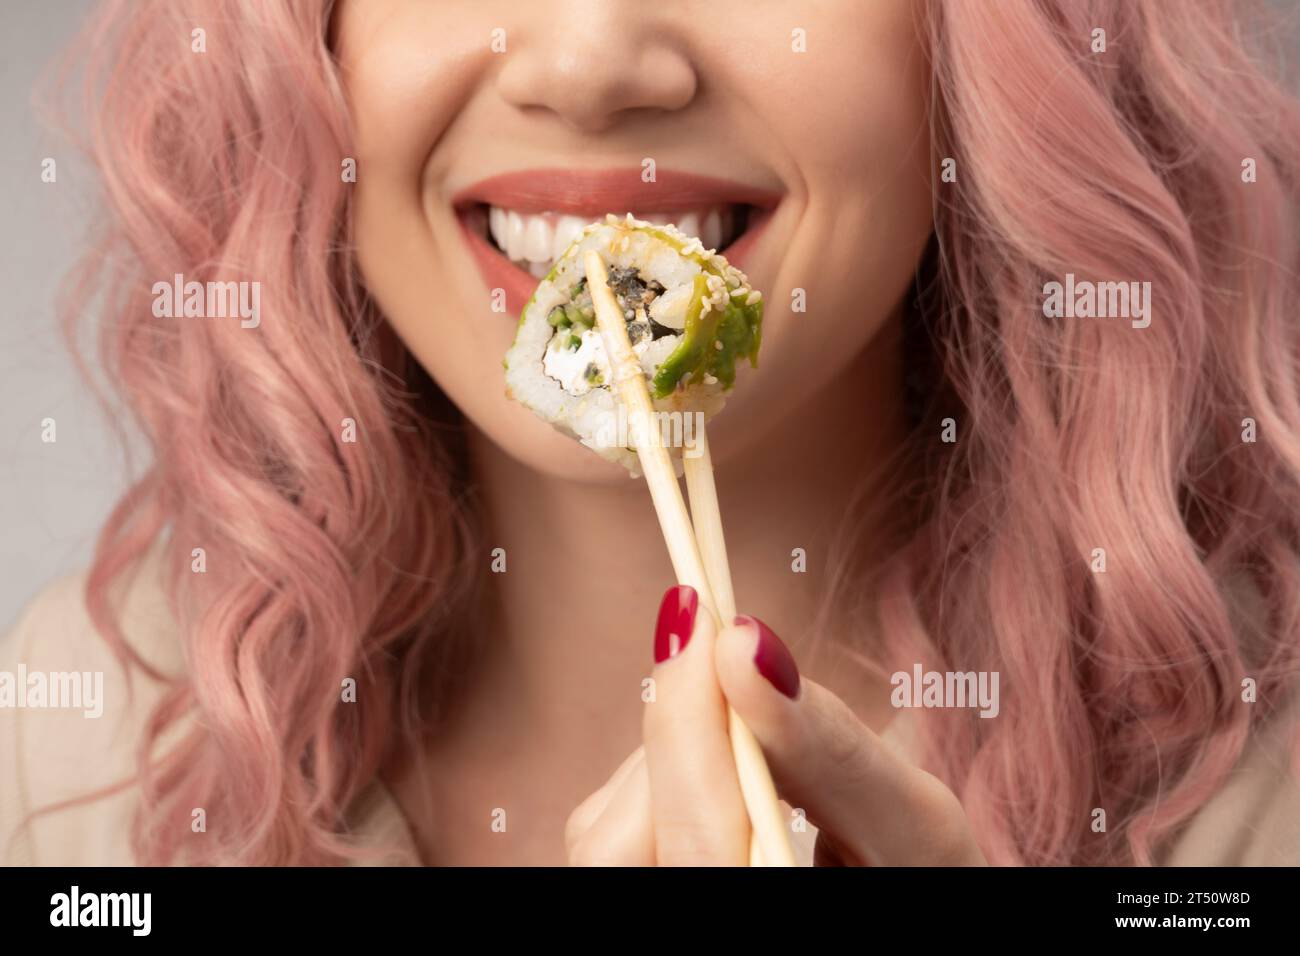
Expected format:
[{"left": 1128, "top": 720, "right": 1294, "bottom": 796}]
[
  {"left": 2, "top": 0, "right": 112, "bottom": 629},
  {"left": 1, "top": 2, "right": 1297, "bottom": 628}
]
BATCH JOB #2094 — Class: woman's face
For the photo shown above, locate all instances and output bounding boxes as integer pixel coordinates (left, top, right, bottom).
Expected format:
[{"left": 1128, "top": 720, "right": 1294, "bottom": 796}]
[{"left": 336, "top": 0, "right": 933, "bottom": 482}]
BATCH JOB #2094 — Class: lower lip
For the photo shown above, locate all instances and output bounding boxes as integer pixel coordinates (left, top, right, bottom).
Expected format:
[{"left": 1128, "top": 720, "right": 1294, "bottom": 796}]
[{"left": 456, "top": 207, "right": 774, "bottom": 317}]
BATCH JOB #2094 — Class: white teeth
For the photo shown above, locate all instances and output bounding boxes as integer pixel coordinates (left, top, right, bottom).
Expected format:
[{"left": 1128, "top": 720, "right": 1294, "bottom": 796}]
[
  {"left": 485, "top": 204, "right": 739, "bottom": 273},
  {"left": 701, "top": 209, "right": 721, "bottom": 251},
  {"left": 676, "top": 211, "right": 701, "bottom": 241},
  {"left": 552, "top": 215, "right": 587, "bottom": 261},
  {"left": 489, "top": 207, "right": 508, "bottom": 249},
  {"left": 524, "top": 216, "right": 552, "bottom": 262},
  {"left": 505, "top": 210, "right": 526, "bottom": 262}
]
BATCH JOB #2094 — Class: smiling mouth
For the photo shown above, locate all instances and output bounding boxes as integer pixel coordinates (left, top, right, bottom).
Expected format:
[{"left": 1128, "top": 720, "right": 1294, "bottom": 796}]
[
  {"left": 475, "top": 204, "right": 753, "bottom": 278},
  {"left": 453, "top": 168, "right": 779, "bottom": 314}
]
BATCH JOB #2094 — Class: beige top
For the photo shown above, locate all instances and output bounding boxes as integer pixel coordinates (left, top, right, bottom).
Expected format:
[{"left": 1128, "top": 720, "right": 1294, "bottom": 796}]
[{"left": 4, "top": 550, "right": 1299, "bottom": 867}]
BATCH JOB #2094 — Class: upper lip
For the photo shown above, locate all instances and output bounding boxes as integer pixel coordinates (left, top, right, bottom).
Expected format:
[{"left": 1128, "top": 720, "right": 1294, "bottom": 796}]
[{"left": 451, "top": 167, "right": 782, "bottom": 215}]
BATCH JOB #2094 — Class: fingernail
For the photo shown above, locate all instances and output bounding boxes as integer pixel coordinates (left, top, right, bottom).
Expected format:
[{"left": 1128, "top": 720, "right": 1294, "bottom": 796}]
[
  {"left": 734, "top": 614, "right": 800, "bottom": 699},
  {"left": 655, "top": 585, "right": 698, "bottom": 663}
]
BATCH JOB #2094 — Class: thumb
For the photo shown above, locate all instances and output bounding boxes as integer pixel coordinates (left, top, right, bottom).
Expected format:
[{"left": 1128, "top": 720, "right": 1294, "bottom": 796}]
[{"left": 715, "top": 615, "right": 983, "bottom": 866}]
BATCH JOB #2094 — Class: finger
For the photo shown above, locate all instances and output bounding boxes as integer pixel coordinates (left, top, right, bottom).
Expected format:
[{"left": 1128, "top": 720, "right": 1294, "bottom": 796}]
[
  {"left": 567, "top": 753, "right": 655, "bottom": 866},
  {"left": 642, "top": 585, "right": 749, "bottom": 865},
  {"left": 716, "top": 615, "right": 985, "bottom": 866},
  {"left": 565, "top": 747, "right": 644, "bottom": 852}
]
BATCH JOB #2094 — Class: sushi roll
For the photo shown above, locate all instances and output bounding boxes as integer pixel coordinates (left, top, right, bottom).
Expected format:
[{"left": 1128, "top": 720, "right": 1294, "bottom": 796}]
[{"left": 504, "top": 213, "right": 763, "bottom": 474}]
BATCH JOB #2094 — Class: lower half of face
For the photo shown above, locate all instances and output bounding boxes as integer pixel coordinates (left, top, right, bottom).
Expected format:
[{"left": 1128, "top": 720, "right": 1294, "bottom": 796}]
[{"left": 338, "top": 0, "right": 934, "bottom": 483}]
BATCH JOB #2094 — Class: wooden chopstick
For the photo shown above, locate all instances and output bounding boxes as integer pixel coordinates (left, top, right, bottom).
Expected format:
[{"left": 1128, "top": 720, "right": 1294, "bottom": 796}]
[
  {"left": 683, "top": 426, "right": 796, "bottom": 866},
  {"left": 584, "top": 250, "right": 794, "bottom": 867},
  {"left": 584, "top": 251, "right": 713, "bottom": 590}
]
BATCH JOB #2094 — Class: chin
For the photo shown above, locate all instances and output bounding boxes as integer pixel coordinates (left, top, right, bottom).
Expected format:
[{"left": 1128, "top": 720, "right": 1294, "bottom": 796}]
[{"left": 480, "top": 417, "right": 641, "bottom": 486}]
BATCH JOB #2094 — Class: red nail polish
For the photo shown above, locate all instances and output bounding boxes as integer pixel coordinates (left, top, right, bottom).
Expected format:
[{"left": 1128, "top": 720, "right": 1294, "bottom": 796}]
[
  {"left": 655, "top": 585, "right": 698, "bottom": 663},
  {"left": 735, "top": 614, "right": 800, "bottom": 699}
]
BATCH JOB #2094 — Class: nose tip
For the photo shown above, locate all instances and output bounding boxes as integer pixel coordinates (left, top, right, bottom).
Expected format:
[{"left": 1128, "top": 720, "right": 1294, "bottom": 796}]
[{"left": 497, "top": 30, "right": 697, "bottom": 132}]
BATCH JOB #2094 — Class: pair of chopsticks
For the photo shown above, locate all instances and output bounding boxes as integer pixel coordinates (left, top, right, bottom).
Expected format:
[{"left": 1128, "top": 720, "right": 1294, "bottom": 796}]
[{"left": 585, "top": 250, "right": 795, "bottom": 867}]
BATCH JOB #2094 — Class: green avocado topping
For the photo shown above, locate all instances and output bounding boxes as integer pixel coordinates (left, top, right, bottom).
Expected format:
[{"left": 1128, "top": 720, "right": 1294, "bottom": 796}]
[
  {"left": 650, "top": 282, "right": 762, "bottom": 399},
  {"left": 630, "top": 225, "right": 762, "bottom": 398}
]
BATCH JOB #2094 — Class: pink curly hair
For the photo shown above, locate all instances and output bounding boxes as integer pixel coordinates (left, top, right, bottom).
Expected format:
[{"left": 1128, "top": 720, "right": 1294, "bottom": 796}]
[{"left": 53, "top": 0, "right": 1300, "bottom": 865}]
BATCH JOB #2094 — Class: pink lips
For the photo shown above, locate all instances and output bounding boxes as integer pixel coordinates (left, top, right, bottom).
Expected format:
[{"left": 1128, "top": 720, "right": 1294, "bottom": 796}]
[{"left": 453, "top": 168, "right": 779, "bottom": 315}]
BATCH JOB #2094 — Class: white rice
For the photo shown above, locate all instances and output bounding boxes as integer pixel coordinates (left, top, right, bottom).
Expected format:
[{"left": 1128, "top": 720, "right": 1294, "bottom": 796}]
[{"left": 504, "top": 214, "right": 753, "bottom": 476}]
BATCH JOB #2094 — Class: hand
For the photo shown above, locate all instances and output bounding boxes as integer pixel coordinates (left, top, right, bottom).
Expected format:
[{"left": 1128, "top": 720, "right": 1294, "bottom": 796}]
[{"left": 564, "top": 585, "right": 987, "bottom": 866}]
